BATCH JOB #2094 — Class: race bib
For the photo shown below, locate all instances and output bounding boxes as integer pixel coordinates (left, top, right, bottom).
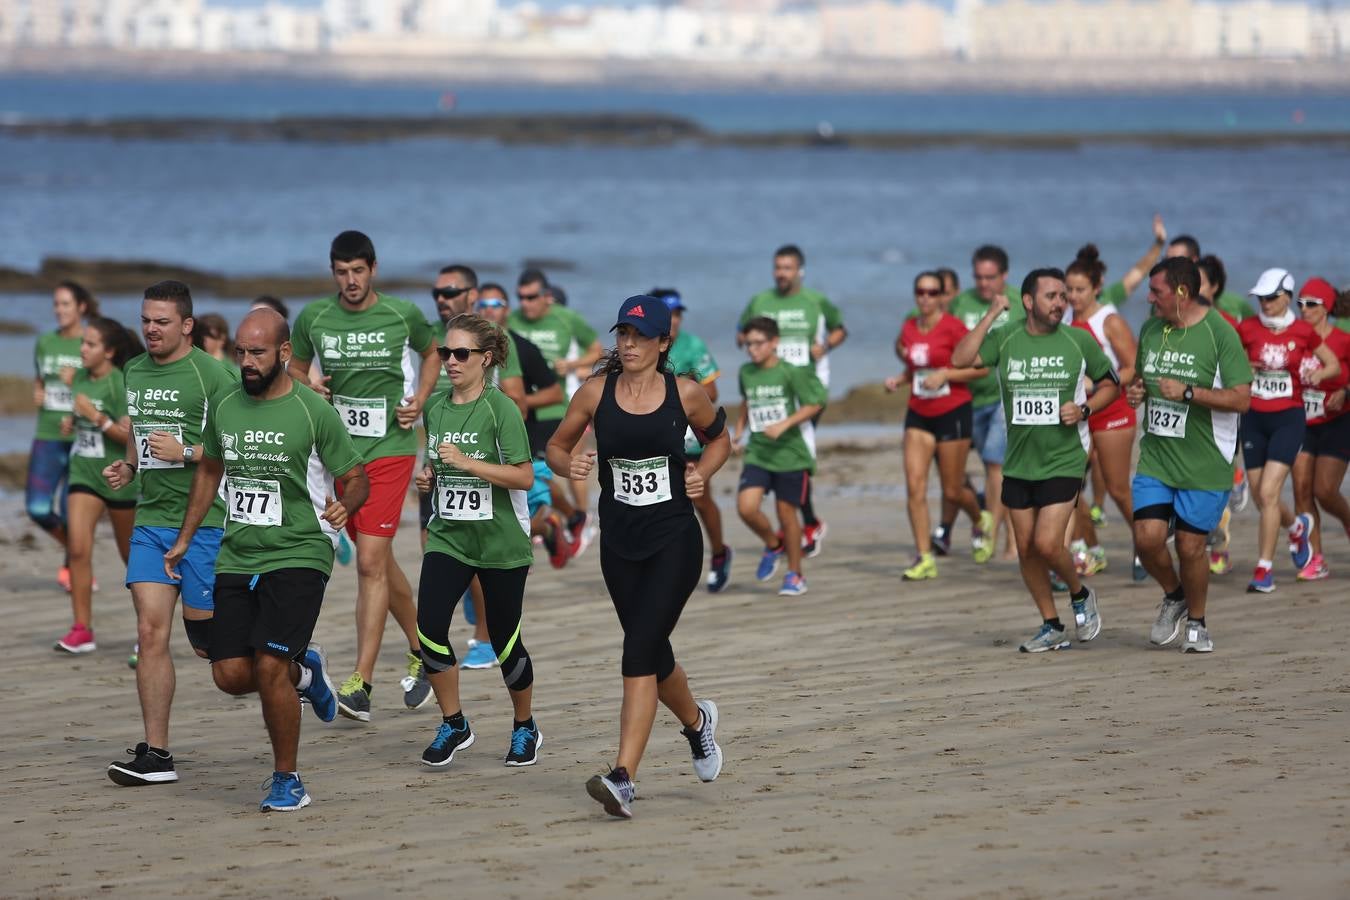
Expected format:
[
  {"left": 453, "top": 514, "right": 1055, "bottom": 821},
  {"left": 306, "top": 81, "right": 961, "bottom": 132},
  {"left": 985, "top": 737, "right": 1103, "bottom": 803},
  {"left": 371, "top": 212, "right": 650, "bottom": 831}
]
[
  {"left": 1146, "top": 398, "right": 1189, "bottom": 439},
  {"left": 227, "top": 477, "right": 282, "bottom": 526},
  {"left": 912, "top": 369, "right": 951, "bottom": 400},
  {"left": 134, "top": 423, "right": 184, "bottom": 470},
  {"left": 43, "top": 383, "right": 74, "bottom": 412},
  {"left": 1302, "top": 389, "right": 1326, "bottom": 420},
  {"left": 333, "top": 394, "right": 387, "bottom": 438},
  {"left": 73, "top": 425, "right": 105, "bottom": 459},
  {"left": 748, "top": 400, "right": 788, "bottom": 433},
  {"left": 777, "top": 339, "right": 811, "bottom": 367},
  {"left": 1252, "top": 370, "right": 1292, "bottom": 401},
  {"left": 1011, "top": 389, "right": 1060, "bottom": 425},
  {"left": 610, "top": 456, "right": 672, "bottom": 506},
  {"left": 435, "top": 475, "right": 493, "bottom": 521}
]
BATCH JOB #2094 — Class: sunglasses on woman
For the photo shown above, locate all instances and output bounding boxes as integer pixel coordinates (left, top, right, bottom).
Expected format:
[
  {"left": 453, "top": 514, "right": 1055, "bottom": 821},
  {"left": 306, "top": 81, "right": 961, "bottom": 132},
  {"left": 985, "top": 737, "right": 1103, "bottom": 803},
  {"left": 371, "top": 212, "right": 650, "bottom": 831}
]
[
  {"left": 436, "top": 346, "right": 486, "bottom": 362},
  {"left": 1296, "top": 299, "right": 1324, "bottom": 309}
]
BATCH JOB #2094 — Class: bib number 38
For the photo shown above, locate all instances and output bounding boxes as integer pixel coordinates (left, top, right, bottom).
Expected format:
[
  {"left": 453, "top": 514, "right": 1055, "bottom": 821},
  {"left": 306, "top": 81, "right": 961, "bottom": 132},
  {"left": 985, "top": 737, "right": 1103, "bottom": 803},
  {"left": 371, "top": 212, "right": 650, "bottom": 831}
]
[{"left": 610, "top": 457, "right": 672, "bottom": 507}]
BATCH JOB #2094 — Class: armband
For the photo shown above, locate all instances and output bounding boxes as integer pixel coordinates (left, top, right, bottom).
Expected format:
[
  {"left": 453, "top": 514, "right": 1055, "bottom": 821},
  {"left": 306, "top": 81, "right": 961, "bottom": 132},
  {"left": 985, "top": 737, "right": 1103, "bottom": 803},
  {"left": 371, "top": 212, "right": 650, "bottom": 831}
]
[
  {"left": 1100, "top": 368, "right": 1121, "bottom": 386},
  {"left": 693, "top": 407, "right": 727, "bottom": 445}
]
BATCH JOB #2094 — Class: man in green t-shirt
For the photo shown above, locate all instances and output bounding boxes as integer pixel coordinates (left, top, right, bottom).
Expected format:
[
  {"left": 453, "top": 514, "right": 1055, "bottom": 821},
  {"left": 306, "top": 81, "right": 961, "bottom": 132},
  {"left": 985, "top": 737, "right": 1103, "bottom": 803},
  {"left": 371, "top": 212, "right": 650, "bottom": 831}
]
[
  {"left": 954, "top": 268, "right": 1119, "bottom": 654},
  {"left": 103, "top": 280, "right": 240, "bottom": 788},
  {"left": 167, "top": 307, "right": 369, "bottom": 811},
  {"left": 288, "top": 231, "right": 440, "bottom": 722},
  {"left": 1166, "top": 234, "right": 1255, "bottom": 321},
  {"left": 737, "top": 245, "right": 846, "bottom": 557},
  {"left": 654, "top": 288, "right": 732, "bottom": 592},
  {"left": 941, "top": 245, "right": 1022, "bottom": 565},
  {"left": 734, "top": 316, "right": 828, "bottom": 598},
  {"left": 1126, "top": 258, "right": 1253, "bottom": 655},
  {"left": 507, "top": 268, "right": 601, "bottom": 546}
]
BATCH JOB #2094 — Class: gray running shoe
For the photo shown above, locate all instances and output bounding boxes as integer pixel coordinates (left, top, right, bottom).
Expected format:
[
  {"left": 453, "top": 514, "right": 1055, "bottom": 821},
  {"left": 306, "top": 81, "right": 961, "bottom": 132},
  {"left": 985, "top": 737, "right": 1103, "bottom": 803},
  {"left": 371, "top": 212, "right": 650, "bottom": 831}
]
[
  {"left": 1149, "top": 598, "right": 1187, "bottom": 646},
  {"left": 1181, "top": 620, "right": 1214, "bottom": 653},
  {"left": 586, "top": 768, "right": 635, "bottom": 819},
  {"left": 681, "top": 699, "right": 723, "bottom": 783},
  {"left": 1018, "top": 623, "right": 1071, "bottom": 653},
  {"left": 1071, "top": 588, "right": 1102, "bottom": 642},
  {"left": 336, "top": 672, "right": 371, "bottom": 722},
  {"left": 401, "top": 651, "right": 432, "bottom": 710}
]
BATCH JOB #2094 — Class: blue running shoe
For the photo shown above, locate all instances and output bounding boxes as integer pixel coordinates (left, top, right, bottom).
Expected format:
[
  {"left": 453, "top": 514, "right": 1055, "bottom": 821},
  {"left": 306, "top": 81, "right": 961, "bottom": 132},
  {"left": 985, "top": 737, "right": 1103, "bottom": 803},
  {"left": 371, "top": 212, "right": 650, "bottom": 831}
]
[
  {"left": 1132, "top": 555, "right": 1148, "bottom": 583},
  {"left": 335, "top": 532, "right": 353, "bottom": 566},
  {"left": 461, "top": 587, "right": 477, "bottom": 626},
  {"left": 460, "top": 639, "right": 497, "bottom": 670},
  {"left": 707, "top": 547, "right": 733, "bottom": 593},
  {"left": 778, "top": 571, "right": 807, "bottom": 596},
  {"left": 1289, "top": 512, "right": 1314, "bottom": 570},
  {"left": 299, "top": 643, "right": 338, "bottom": 723},
  {"left": 260, "top": 772, "right": 311, "bottom": 811},
  {"left": 422, "top": 719, "right": 475, "bottom": 767},
  {"left": 1049, "top": 571, "right": 1069, "bottom": 592},
  {"left": 1247, "top": 565, "right": 1275, "bottom": 594},
  {"left": 755, "top": 545, "right": 784, "bottom": 582}
]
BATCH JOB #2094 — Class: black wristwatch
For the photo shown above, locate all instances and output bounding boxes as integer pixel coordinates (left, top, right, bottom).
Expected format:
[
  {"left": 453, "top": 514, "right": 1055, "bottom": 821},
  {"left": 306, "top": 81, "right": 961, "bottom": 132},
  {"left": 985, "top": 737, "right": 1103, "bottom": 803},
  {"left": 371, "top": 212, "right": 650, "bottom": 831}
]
[
  {"left": 1182, "top": 385, "right": 1195, "bottom": 403},
  {"left": 1079, "top": 403, "right": 1091, "bottom": 420}
]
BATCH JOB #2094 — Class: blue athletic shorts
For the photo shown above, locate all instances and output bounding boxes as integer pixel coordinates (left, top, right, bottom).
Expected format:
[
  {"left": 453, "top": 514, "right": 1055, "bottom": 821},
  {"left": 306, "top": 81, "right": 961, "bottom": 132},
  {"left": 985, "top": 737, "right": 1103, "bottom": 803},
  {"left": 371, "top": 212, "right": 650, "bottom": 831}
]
[
  {"left": 1132, "top": 473, "right": 1230, "bottom": 535},
  {"left": 126, "top": 525, "right": 223, "bottom": 611},
  {"left": 528, "top": 459, "right": 552, "bottom": 517},
  {"left": 971, "top": 402, "right": 1007, "bottom": 465}
]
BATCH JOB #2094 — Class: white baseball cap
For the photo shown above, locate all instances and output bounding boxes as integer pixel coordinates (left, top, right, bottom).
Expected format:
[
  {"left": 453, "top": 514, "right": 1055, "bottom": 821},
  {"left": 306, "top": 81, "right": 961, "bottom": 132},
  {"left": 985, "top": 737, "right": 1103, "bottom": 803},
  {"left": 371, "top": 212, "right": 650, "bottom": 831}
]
[{"left": 1248, "top": 268, "right": 1295, "bottom": 298}]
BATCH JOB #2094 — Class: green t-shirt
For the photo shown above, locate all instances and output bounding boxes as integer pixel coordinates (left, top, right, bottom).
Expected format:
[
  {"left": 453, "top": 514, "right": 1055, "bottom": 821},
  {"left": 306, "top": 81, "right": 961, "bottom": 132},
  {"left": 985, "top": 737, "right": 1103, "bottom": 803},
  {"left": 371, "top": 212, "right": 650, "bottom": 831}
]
[
  {"left": 1335, "top": 317, "right": 1350, "bottom": 334},
  {"left": 291, "top": 294, "right": 435, "bottom": 463},
  {"left": 949, "top": 286, "right": 1025, "bottom": 408},
  {"left": 1136, "top": 308, "right": 1253, "bottom": 491},
  {"left": 1217, "top": 291, "right": 1255, "bottom": 321},
  {"left": 68, "top": 366, "right": 137, "bottom": 501},
  {"left": 507, "top": 305, "right": 598, "bottom": 421},
  {"left": 977, "top": 323, "right": 1114, "bottom": 482},
  {"left": 739, "top": 359, "right": 828, "bottom": 474},
  {"left": 33, "top": 331, "right": 84, "bottom": 442},
  {"left": 423, "top": 386, "right": 533, "bottom": 569},
  {"left": 203, "top": 381, "right": 363, "bottom": 577},
  {"left": 428, "top": 316, "right": 524, "bottom": 397},
  {"left": 1100, "top": 281, "right": 1128, "bottom": 307},
  {"left": 738, "top": 287, "right": 842, "bottom": 386},
  {"left": 669, "top": 330, "right": 720, "bottom": 457},
  {"left": 124, "top": 347, "right": 238, "bottom": 529}
]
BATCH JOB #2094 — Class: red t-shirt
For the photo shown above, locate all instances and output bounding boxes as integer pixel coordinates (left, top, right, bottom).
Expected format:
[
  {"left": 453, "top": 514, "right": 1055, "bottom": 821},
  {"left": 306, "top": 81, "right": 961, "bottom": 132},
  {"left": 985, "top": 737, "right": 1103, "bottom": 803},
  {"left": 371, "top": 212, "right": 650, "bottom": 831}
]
[
  {"left": 901, "top": 313, "right": 972, "bottom": 417},
  {"left": 1299, "top": 327, "right": 1350, "bottom": 425},
  {"left": 1238, "top": 318, "right": 1323, "bottom": 414}
]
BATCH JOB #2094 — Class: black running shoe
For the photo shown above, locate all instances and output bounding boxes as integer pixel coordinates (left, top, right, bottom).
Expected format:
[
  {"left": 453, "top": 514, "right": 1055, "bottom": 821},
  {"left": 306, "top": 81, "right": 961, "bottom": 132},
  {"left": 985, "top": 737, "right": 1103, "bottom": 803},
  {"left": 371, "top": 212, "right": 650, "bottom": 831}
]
[
  {"left": 504, "top": 723, "right": 542, "bottom": 767},
  {"left": 421, "top": 720, "right": 475, "bottom": 767},
  {"left": 107, "top": 742, "right": 178, "bottom": 786}
]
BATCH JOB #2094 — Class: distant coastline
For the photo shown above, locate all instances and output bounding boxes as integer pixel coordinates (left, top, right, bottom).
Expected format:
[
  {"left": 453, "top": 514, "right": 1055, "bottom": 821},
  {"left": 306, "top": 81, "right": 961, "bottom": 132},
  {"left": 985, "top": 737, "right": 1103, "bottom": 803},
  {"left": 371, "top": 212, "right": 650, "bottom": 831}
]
[{"left": 6, "top": 47, "right": 1350, "bottom": 93}]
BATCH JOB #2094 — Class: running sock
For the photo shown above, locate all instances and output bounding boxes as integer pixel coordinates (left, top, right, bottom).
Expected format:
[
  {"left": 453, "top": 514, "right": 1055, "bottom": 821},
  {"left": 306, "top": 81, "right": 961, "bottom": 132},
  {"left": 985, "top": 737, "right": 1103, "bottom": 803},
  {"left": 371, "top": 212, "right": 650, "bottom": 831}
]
[
  {"left": 1070, "top": 585, "right": 1091, "bottom": 603},
  {"left": 1165, "top": 586, "right": 1186, "bottom": 603},
  {"left": 1189, "top": 617, "right": 1207, "bottom": 627},
  {"left": 1257, "top": 558, "right": 1274, "bottom": 570},
  {"left": 148, "top": 746, "right": 171, "bottom": 758},
  {"left": 938, "top": 522, "right": 953, "bottom": 538},
  {"left": 514, "top": 717, "right": 536, "bottom": 732},
  {"left": 1045, "top": 618, "right": 1064, "bottom": 631},
  {"left": 363, "top": 681, "right": 373, "bottom": 696},
  {"left": 295, "top": 666, "right": 313, "bottom": 691},
  {"left": 444, "top": 711, "right": 467, "bottom": 728}
]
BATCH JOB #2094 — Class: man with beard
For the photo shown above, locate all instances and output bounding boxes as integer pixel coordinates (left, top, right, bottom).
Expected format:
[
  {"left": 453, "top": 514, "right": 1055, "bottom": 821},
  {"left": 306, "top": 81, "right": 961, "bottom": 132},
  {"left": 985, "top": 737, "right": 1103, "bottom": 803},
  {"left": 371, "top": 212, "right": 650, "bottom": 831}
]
[
  {"left": 166, "top": 308, "right": 368, "bottom": 810},
  {"left": 103, "top": 280, "right": 239, "bottom": 786},
  {"left": 288, "top": 231, "right": 438, "bottom": 722},
  {"left": 953, "top": 269, "right": 1119, "bottom": 653}
]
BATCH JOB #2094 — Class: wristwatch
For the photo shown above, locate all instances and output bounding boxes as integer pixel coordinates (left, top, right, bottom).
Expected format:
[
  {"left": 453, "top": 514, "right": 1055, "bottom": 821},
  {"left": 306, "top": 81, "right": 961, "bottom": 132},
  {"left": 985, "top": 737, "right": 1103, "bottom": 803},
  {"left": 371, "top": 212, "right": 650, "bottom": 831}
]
[
  {"left": 1079, "top": 403, "right": 1091, "bottom": 420},
  {"left": 182, "top": 445, "right": 196, "bottom": 463},
  {"left": 1182, "top": 385, "right": 1195, "bottom": 403}
]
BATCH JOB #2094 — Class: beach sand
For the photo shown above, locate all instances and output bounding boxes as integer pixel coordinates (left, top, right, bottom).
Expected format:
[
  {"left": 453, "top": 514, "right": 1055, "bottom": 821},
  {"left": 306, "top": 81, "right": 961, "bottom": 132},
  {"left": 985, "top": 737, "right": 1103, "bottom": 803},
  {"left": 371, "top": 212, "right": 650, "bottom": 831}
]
[{"left": 3, "top": 440, "right": 1347, "bottom": 898}]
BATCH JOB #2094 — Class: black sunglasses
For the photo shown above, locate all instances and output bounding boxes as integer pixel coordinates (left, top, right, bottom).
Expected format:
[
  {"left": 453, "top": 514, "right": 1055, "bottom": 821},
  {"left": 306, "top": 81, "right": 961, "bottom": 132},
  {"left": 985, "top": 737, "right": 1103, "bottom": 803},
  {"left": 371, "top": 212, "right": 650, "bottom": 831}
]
[
  {"left": 1257, "top": 291, "right": 1286, "bottom": 302},
  {"left": 431, "top": 286, "right": 470, "bottom": 301},
  {"left": 437, "top": 346, "right": 486, "bottom": 362}
]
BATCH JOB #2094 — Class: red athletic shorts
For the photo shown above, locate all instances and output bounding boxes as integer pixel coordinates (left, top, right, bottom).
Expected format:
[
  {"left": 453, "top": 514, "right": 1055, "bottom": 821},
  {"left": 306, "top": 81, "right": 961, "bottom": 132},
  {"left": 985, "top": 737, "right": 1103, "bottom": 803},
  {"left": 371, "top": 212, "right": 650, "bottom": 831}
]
[
  {"left": 1088, "top": 396, "right": 1137, "bottom": 434},
  {"left": 337, "top": 455, "right": 415, "bottom": 539}
]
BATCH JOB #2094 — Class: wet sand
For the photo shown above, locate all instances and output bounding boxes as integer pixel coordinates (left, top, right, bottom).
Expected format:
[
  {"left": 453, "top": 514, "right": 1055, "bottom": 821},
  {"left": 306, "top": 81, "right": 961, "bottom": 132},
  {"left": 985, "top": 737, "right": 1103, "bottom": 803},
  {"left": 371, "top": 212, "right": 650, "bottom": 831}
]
[{"left": 3, "top": 441, "right": 1348, "bottom": 898}]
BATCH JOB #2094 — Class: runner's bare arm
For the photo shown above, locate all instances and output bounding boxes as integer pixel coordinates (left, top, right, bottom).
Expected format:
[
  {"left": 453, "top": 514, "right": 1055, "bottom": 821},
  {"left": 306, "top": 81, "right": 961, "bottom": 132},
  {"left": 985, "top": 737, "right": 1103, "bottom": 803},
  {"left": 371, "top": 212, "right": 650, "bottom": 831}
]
[
  {"left": 329, "top": 463, "right": 369, "bottom": 527},
  {"left": 1120, "top": 214, "right": 1167, "bottom": 296},
  {"left": 1102, "top": 315, "right": 1138, "bottom": 384},
  {"left": 1159, "top": 378, "right": 1250, "bottom": 413},
  {"left": 940, "top": 366, "right": 990, "bottom": 384},
  {"left": 558, "top": 339, "right": 604, "bottom": 377},
  {"left": 99, "top": 414, "right": 132, "bottom": 445},
  {"left": 763, "top": 402, "right": 822, "bottom": 441},
  {"left": 395, "top": 345, "right": 441, "bottom": 427},
  {"left": 545, "top": 378, "right": 603, "bottom": 479},
  {"left": 1305, "top": 344, "right": 1341, "bottom": 385},
  {"left": 951, "top": 294, "right": 1010, "bottom": 368},
  {"left": 439, "top": 442, "right": 534, "bottom": 491},
  {"left": 499, "top": 375, "right": 527, "bottom": 417},
  {"left": 287, "top": 356, "right": 331, "bottom": 400},
  {"left": 162, "top": 455, "right": 226, "bottom": 578}
]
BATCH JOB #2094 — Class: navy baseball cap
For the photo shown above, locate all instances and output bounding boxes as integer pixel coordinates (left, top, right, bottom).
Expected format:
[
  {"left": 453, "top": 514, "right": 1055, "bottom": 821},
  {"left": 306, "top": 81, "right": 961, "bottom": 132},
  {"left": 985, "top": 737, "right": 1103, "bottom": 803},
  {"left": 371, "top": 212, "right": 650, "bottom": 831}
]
[
  {"left": 650, "top": 287, "right": 685, "bottom": 312},
  {"left": 611, "top": 295, "right": 671, "bottom": 338}
]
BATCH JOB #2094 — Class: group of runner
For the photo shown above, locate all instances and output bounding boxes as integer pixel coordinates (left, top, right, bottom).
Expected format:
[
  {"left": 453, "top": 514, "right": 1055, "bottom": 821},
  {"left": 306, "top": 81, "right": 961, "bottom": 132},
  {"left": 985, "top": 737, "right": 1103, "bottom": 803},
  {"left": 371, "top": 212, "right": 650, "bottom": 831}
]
[{"left": 23, "top": 225, "right": 1348, "bottom": 816}]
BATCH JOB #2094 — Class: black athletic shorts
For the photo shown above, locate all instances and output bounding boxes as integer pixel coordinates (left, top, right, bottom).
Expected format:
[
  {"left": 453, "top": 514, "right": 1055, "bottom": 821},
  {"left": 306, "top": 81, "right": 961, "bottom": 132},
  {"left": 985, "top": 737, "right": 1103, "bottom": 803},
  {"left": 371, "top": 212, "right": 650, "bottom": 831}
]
[
  {"left": 1241, "top": 407, "right": 1305, "bottom": 469},
  {"left": 68, "top": 482, "right": 137, "bottom": 510},
  {"left": 210, "top": 568, "right": 328, "bottom": 662},
  {"left": 1001, "top": 475, "right": 1082, "bottom": 510},
  {"left": 526, "top": 417, "right": 561, "bottom": 460},
  {"left": 904, "top": 402, "right": 973, "bottom": 443},
  {"left": 1301, "top": 414, "right": 1350, "bottom": 462},
  {"left": 738, "top": 463, "right": 809, "bottom": 508}
]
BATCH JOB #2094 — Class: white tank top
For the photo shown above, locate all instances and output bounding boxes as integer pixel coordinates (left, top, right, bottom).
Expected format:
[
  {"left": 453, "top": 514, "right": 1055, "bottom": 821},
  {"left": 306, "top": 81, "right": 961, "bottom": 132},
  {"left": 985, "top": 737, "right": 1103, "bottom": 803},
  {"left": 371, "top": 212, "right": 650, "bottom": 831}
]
[{"left": 1084, "top": 305, "right": 1122, "bottom": 371}]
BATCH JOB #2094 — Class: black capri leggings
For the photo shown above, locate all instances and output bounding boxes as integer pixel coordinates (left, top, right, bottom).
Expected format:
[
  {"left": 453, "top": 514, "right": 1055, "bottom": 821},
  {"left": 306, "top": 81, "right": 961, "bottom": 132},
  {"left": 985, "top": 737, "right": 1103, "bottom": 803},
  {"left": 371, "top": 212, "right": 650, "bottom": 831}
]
[
  {"left": 416, "top": 552, "right": 533, "bottom": 692},
  {"left": 599, "top": 517, "right": 703, "bottom": 680}
]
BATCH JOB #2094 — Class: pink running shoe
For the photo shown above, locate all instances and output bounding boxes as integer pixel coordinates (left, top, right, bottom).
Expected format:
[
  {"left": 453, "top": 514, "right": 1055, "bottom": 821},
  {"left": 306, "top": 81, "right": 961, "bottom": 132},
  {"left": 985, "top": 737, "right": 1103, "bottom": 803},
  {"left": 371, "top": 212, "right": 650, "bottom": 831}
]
[
  {"left": 55, "top": 623, "right": 96, "bottom": 654},
  {"left": 1297, "top": 554, "right": 1330, "bottom": 581}
]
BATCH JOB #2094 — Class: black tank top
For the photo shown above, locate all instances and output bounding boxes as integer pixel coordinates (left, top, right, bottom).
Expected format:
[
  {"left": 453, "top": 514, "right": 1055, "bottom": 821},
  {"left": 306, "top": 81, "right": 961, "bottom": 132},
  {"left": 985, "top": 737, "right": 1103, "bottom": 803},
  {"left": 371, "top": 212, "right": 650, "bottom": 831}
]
[{"left": 594, "top": 370, "right": 692, "bottom": 560}]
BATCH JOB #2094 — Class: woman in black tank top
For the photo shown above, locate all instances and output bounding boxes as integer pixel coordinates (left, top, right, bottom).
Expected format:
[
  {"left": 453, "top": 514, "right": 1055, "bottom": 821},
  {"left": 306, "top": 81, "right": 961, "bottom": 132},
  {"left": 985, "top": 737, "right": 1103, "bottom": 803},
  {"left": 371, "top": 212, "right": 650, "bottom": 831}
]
[{"left": 547, "top": 295, "right": 730, "bottom": 819}]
